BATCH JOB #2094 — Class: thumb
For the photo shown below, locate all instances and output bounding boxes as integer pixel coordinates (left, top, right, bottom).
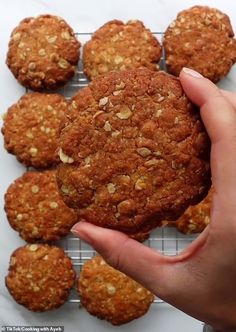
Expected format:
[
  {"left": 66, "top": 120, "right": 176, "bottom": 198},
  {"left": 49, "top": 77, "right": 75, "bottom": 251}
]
[{"left": 71, "top": 221, "right": 206, "bottom": 300}]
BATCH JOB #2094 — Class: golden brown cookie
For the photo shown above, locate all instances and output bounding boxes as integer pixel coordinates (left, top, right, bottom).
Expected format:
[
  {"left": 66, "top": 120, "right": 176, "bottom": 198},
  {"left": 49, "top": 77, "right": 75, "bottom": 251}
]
[
  {"left": 2, "top": 92, "right": 68, "bottom": 168},
  {"left": 57, "top": 69, "right": 211, "bottom": 234},
  {"left": 5, "top": 244, "right": 76, "bottom": 312},
  {"left": 4, "top": 170, "right": 78, "bottom": 242},
  {"left": 77, "top": 255, "right": 154, "bottom": 325},
  {"left": 6, "top": 14, "right": 81, "bottom": 90},
  {"left": 83, "top": 20, "right": 161, "bottom": 80},
  {"left": 174, "top": 187, "right": 212, "bottom": 234},
  {"left": 163, "top": 6, "right": 236, "bottom": 82}
]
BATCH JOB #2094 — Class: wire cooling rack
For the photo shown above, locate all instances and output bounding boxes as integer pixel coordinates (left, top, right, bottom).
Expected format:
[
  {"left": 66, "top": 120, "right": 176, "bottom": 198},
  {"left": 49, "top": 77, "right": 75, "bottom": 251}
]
[{"left": 58, "top": 32, "right": 198, "bottom": 304}]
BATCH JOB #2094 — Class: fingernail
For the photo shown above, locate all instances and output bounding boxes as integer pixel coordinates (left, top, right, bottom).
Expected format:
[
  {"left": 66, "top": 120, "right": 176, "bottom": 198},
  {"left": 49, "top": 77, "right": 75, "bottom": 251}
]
[
  {"left": 182, "top": 67, "right": 203, "bottom": 78},
  {"left": 71, "top": 225, "right": 92, "bottom": 244}
]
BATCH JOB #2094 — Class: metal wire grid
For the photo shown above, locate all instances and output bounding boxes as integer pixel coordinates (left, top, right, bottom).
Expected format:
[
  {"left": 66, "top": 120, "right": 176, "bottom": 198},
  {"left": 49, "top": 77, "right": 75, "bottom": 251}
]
[{"left": 58, "top": 31, "right": 198, "bottom": 304}]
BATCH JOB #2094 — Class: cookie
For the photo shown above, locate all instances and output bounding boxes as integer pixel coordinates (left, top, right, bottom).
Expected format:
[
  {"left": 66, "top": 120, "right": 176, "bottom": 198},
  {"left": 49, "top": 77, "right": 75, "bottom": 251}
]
[
  {"left": 163, "top": 6, "right": 236, "bottom": 82},
  {"left": 83, "top": 20, "right": 161, "bottom": 80},
  {"left": 57, "top": 69, "right": 210, "bottom": 234},
  {"left": 129, "top": 230, "right": 150, "bottom": 242},
  {"left": 174, "top": 187, "right": 212, "bottom": 234},
  {"left": 4, "top": 170, "right": 78, "bottom": 242},
  {"left": 2, "top": 92, "right": 68, "bottom": 168},
  {"left": 77, "top": 255, "right": 154, "bottom": 325},
  {"left": 5, "top": 244, "right": 76, "bottom": 311},
  {"left": 6, "top": 14, "right": 81, "bottom": 90}
]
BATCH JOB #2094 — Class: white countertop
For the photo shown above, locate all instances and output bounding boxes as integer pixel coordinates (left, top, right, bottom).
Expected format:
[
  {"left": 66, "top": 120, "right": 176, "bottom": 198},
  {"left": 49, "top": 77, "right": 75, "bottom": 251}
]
[{"left": 0, "top": 0, "right": 236, "bottom": 331}]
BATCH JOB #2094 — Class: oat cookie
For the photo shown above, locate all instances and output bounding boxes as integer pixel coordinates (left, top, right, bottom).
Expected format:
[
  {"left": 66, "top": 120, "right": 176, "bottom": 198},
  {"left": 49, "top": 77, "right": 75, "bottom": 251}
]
[
  {"left": 163, "top": 6, "right": 236, "bottom": 82},
  {"left": 174, "top": 187, "right": 212, "bottom": 234},
  {"left": 5, "top": 244, "right": 76, "bottom": 311},
  {"left": 6, "top": 14, "right": 81, "bottom": 90},
  {"left": 83, "top": 20, "right": 161, "bottom": 80},
  {"left": 77, "top": 255, "right": 154, "bottom": 325},
  {"left": 57, "top": 69, "right": 210, "bottom": 234},
  {"left": 4, "top": 170, "right": 78, "bottom": 242},
  {"left": 2, "top": 92, "right": 68, "bottom": 168}
]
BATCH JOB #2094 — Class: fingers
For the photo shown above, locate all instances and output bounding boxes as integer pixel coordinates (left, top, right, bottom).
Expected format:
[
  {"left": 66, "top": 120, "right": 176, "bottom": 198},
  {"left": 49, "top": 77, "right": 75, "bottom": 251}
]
[{"left": 180, "top": 68, "right": 236, "bottom": 218}]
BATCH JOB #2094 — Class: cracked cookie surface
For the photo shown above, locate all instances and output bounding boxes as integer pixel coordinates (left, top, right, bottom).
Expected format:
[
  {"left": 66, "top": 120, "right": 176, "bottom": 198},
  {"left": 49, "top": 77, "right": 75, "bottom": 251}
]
[
  {"left": 163, "top": 6, "right": 236, "bottom": 82},
  {"left": 57, "top": 69, "right": 210, "bottom": 233},
  {"left": 2, "top": 92, "right": 68, "bottom": 168},
  {"left": 6, "top": 14, "right": 81, "bottom": 90},
  {"left": 4, "top": 170, "right": 78, "bottom": 242},
  {"left": 83, "top": 20, "right": 161, "bottom": 80},
  {"left": 77, "top": 255, "right": 154, "bottom": 325},
  {"left": 6, "top": 244, "right": 76, "bottom": 311}
]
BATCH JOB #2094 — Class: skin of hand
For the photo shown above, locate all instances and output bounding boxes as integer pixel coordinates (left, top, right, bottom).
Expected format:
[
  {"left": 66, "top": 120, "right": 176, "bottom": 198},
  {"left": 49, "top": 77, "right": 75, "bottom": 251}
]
[{"left": 71, "top": 68, "right": 236, "bottom": 332}]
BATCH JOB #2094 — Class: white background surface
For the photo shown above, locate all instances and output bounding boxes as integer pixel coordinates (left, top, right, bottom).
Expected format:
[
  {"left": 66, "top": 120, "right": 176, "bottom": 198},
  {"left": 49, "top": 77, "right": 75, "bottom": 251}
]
[{"left": 0, "top": 0, "right": 236, "bottom": 331}]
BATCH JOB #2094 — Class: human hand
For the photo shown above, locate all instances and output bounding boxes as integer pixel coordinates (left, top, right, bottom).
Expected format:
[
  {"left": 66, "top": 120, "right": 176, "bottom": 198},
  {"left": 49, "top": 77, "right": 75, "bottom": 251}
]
[{"left": 71, "top": 68, "right": 236, "bottom": 332}]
